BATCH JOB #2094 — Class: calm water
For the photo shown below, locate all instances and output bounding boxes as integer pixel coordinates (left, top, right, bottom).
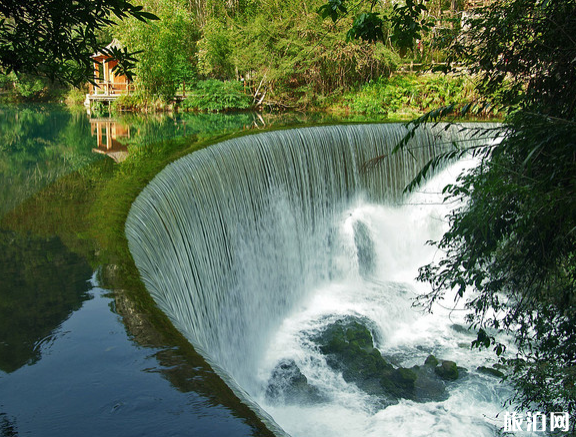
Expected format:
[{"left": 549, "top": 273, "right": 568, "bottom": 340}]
[{"left": 0, "top": 104, "right": 374, "bottom": 437}]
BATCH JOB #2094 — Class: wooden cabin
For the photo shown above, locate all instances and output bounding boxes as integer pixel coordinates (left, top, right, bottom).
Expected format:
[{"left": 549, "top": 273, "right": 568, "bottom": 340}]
[{"left": 85, "top": 39, "right": 131, "bottom": 107}]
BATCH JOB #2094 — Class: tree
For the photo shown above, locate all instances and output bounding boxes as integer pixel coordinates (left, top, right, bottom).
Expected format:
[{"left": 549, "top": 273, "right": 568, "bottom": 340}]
[
  {"left": 115, "top": 0, "right": 198, "bottom": 100},
  {"left": 317, "top": 0, "right": 432, "bottom": 50},
  {"left": 320, "top": 0, "right": 576, "bottom": 424},
  {"left": 413, "top": 0, "right": 576, "bottom": 421},
  {"left": 0, "top": 0, "right": 157, "bottom": 85},
  {"left": 197, "top": 0, "right": 399, "bottom": 107}
]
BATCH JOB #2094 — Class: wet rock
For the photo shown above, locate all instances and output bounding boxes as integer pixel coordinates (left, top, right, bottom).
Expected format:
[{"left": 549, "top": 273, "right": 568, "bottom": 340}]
[
  {"left": 313, "top": 318, "right": 393, "bottom": 397},
  {"left": 265, "top": 359, "right": 324, "bottom": 404},
  {"left": 311, "top": 318, "right": 470, "bottom": 402},
  {"left": 451, "top": 324, "right": 470, "bottom": 334},
  {"left": 435, "top": 360, "right": 459, "bottom": 381},
  {"left": 477, "top": 366, "right": 505, "bottom": 378},
  {"left": 424, "top": 354, "right": 439, "bottom": 367},
  {"left": 313, "top": 318, "right": 451, "bottom": 402},
  {"left": 380, "top": 367, "right": 418, "bottom": 398},
  {"left": 412, "top": 365, "right": 448, "bottom": 402}
]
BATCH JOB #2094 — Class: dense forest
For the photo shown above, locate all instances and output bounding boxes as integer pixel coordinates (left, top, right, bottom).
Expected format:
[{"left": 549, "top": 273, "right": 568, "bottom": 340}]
[{"left": 0, "top": 0, "right": 481, "bottom": 116}]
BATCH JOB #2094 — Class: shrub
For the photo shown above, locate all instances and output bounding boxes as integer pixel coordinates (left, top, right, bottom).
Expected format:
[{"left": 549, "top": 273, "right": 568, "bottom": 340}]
[
  {"left": 347, "top": 73, "right": 478, "bottom": 118},
  {"left": 180, "top": 80, "right": 252, "bottom": 112}
]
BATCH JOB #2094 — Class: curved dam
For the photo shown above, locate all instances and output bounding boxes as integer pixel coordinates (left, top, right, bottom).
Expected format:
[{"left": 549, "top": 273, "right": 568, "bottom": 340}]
[{"left": 125, "top": 124, "right": 510, "bottom": 437}]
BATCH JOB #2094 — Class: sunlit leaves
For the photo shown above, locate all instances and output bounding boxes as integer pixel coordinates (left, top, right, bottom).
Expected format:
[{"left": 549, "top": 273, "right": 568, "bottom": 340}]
[
  {"left": 318, "top": 0, "right": 431, "bottom": 49},
  {"left": 115, "top": 0, "right": 198, "bottom": 100},
  {"left": 0, "top": 0, "right": 158, "bottom": 85}
]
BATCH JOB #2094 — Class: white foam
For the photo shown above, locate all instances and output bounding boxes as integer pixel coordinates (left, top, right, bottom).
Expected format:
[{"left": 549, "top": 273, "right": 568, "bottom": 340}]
[{"left": 254, "top": 160, "right": 513, "bottom": 437}]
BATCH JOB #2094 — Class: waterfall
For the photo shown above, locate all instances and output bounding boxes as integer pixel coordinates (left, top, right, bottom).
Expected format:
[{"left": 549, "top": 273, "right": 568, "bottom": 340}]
[{"left": 126, "top": 124, "right": 509, "bottom": 437}]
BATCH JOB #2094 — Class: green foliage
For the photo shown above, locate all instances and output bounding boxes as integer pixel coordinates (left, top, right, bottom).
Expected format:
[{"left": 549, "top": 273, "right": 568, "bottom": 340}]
[
  {"left": 447, "top": 0, "right": 576, "bottom": 118},
  {"left": 317, "top": 0, "right": 433, "bottom": 51},
  {"left": 196, "top": 0, "right": 399, "bottom": 107},
  {"left": 116, "top": 0, "right": 198, "bottom": 100},
  {"left": 415, "top": 113, "right": 576, "bottom": 418},
  {"left": 347, "top": 74, "right": 476, "bottom": 118},
  {"left": 197, "top": 19, "right": 236, "bottom": 79},
  {"left": 317, "top": 0, "right": 348, "bottom": 22},
  {"left": 109, "top": 91, "right": 170, "bottom": 112},
  {"left": 9, "top": 73, "right": 49, "bottom": 99},
  {"left": 346, "top": 12, "right": 385, "bottom": 43},
  {"left": 65, "top": 86, "right": 89, "bottom": 106},
  {"left": 400, "top": 0, "right": 576, "bottom": 421},
  {"left": 0, "top": 72, "right": 68, "bottom": 102},
  {"left": 0, "top": 0, "right": 157, "bottom": 85},
  {"left": 346, "top": 0, "right": 576, "bottom": 422},
  {"left": 389, "top": 0, "right": 432, "bottom": 50},
  {"left": 180, "top": 80, "right": 252, "bottom": 112}
]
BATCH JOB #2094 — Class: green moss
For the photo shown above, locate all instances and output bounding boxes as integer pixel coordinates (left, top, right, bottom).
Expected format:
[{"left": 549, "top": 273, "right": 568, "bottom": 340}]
[
  {"left": 435, "top": 360, "right": 459, "bottom": 381},
  {"left": 424, "top": 354, "right": 439, "bottom": 367},
  {"left": 380, "top": 367, "right": 418, "bottom": 398}
]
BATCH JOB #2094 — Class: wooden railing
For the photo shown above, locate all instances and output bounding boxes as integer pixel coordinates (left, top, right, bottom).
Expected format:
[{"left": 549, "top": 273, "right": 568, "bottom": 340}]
[{"left": 90, "top": 81, "right": 132, "bottom": 96}]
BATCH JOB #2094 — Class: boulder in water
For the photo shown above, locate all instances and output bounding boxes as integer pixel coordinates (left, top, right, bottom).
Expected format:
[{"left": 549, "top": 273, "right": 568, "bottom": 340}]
[
  {"left": 313, "top": 318, "right": 393, "bottom": 396},
  {"left": 477, "top": 365, "right": 505, "bottom": 378},
  {"left": 265, "top": 359, "right": 324, "bottom": 404},
  {"left": 313, "top": 318, "right": 450, "bottom": 402},
  {"left": 435, "top": 360, "right": 459, "bottom": 381},
  {"left": 424, "top": 354, "right": 439, "bottom": 367}
]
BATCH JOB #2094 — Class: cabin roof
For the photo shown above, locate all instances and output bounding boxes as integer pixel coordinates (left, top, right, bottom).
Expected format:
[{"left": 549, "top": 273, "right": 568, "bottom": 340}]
[{"left": 91, "top": 39, "right": 123, "bottom": 61}]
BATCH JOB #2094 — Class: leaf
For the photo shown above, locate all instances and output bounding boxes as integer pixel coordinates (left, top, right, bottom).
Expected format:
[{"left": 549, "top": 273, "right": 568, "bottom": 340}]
[
  {"left": 347, "top": 12, "right": 385, "bottom": 43},
  {"left": 317, "top": 0, "right": 347, "bottom": 23}
]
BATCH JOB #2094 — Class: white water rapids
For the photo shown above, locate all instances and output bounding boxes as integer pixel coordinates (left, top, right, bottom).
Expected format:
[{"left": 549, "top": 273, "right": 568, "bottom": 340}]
[{"left": 125, "top": 124, "right": 516, "bottom": 436}]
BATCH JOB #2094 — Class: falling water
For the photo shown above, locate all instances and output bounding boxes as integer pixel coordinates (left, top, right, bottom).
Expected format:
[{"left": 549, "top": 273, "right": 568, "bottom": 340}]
[{"left": 126, "top": 124, "right": 511, "bottom": 436}]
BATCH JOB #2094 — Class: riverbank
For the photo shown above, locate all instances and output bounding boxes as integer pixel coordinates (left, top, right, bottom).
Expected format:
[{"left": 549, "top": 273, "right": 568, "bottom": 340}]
[{"left": 5, "top": 72, "right": 500, "bottom": 121}]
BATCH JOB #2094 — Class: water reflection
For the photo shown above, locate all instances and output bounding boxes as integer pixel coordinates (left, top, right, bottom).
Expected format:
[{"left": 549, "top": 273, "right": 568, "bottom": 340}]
[
  {"left": 0, "top": 413, "right": 17, "bottom": 437},
  {"left": 0, "top": 230, "right": 92, "bottom": 373},
  {"left": 90, "top": 118, "right": 130, "bottom": 162},
  {"left": 0, "top": 105, "right": 99, "bottom": 218},
  {"left": 0, "top": 104, "right": 383, "bottom": 437},
  {"left": 0, "top": 105, "right": 376, "bottom": 220}
]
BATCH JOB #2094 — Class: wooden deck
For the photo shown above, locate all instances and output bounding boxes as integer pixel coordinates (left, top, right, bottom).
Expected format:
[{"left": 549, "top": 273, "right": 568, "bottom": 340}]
[{"left": 85, "top": 94, "right": 120, "bottom": 105}]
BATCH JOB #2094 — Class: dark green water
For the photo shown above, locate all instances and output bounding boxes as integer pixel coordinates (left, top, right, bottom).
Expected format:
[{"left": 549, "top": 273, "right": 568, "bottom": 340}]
[{"left": 0, "top": 104, "right": 379, "bottom": 437}]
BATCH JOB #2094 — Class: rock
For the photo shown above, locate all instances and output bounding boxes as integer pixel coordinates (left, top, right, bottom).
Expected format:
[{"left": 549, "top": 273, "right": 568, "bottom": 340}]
[
  {"left": 378, "top": 364, "right": 449, "bottom": 402},
  {"left": 413, "top": 365, "right": 448, "bottom": 402},
  {"left": 313, "top": 319, "right": 456, "bottom": 402},
  {"left": 380, "top": 367, "right": 418, "bottom": 399},
  {"left": 451, "top": 324, "right": 470, "bottom": 334},
  {"left": 313, "top": 318, "right": 393, "bottom": 397},
  {"left": 477, "top": 366, "right": 505, "bottom": 378},
  {"left": 424, "top": 354, "right": 439, "bottom": 367},
  {"left": 318, "top": 319, "right": 375, "bottom": 356},
  {"left": 265, "top": 359, "right": 324, "bottom": 404},
  {"left": 435, "top": 360, "right": 459, "bottom": 381}
]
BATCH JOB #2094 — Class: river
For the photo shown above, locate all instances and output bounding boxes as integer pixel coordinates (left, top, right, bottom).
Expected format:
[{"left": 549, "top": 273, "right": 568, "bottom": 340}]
[{"left": 0, "top": 105, "right": 514, "bottom": 437}]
